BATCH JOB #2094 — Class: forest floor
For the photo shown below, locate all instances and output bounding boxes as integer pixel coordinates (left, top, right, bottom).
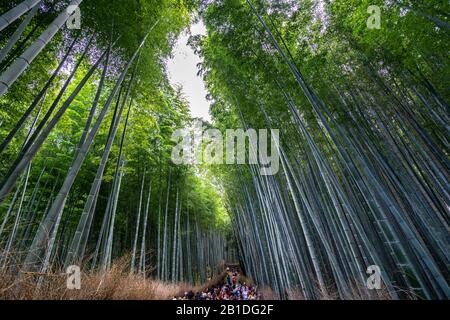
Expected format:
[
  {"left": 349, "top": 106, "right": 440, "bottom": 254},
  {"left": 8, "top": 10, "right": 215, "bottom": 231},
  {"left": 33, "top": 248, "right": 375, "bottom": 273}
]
[
  {"left": 0, "top": 258, "right": 272, "bottom": 300},
  {"left": 0, "top": 256, "right": 394, "bottom": 300},
  {"left": 0, "top": 261, "right": 394, "bottom": 300}
]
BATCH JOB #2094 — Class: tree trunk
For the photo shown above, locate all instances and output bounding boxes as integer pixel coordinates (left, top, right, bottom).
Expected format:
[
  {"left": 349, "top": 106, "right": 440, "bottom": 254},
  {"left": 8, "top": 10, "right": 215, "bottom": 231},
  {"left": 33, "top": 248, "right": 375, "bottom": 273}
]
[
  {"left": 0, "top": 0, "right": 83, "bottom": 95},
  {"left": 0, "top": 33, "right": 79, "bottom": 154},
  {"left": 0, "top": 0, "right": 41, "bottom": 32},
  {"left": 0, "top": 2, "right": 40, "bottom": 64}
]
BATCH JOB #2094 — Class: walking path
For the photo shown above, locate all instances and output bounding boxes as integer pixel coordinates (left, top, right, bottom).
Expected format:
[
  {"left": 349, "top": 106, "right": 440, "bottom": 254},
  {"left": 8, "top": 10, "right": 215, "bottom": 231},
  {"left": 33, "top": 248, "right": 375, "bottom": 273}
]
[{"left": 173, "top": 264, "right": 260, "bottom": 300}]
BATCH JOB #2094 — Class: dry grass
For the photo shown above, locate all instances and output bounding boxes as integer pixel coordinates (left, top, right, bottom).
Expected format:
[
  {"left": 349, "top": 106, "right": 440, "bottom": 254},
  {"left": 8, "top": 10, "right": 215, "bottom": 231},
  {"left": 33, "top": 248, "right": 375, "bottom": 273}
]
[{"left": 0, "top": 257, "right": 191, "bottom": 300}]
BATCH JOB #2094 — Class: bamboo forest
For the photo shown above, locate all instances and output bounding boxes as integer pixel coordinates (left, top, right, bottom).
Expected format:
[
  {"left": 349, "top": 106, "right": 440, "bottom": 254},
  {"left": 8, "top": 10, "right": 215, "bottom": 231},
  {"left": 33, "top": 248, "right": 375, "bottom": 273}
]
[{"left": 0, "top": 0, "right": 448, "bottom": 302}]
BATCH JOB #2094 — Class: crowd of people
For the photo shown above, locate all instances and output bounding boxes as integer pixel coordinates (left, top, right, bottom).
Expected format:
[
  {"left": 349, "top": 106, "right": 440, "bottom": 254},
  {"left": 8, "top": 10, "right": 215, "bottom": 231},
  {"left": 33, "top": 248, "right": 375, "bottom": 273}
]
[{"left": 174, "top": 268, "right": 259, "bottom": 300}]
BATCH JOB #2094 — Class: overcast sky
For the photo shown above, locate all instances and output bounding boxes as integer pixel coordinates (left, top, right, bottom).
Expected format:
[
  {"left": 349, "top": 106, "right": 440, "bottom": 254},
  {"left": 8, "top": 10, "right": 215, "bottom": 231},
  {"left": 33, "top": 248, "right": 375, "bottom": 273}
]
[{"left": 167, "top": 21, "right": 211, "bottom": 122}]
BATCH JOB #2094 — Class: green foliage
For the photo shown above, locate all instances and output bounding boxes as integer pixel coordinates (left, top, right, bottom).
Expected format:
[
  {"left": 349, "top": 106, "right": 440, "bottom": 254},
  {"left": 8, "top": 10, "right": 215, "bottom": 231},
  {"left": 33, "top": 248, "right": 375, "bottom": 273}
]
[{"left": 0, "top": 0, "right": 230, "bottom": 276}]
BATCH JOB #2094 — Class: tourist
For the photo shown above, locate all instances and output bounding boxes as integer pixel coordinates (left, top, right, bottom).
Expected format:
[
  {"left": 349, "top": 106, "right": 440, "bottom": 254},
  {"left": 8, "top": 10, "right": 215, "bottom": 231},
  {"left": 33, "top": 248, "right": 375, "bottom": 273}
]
[{"left": 181, "top": 270, "right": 258, "bottom": 300}]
